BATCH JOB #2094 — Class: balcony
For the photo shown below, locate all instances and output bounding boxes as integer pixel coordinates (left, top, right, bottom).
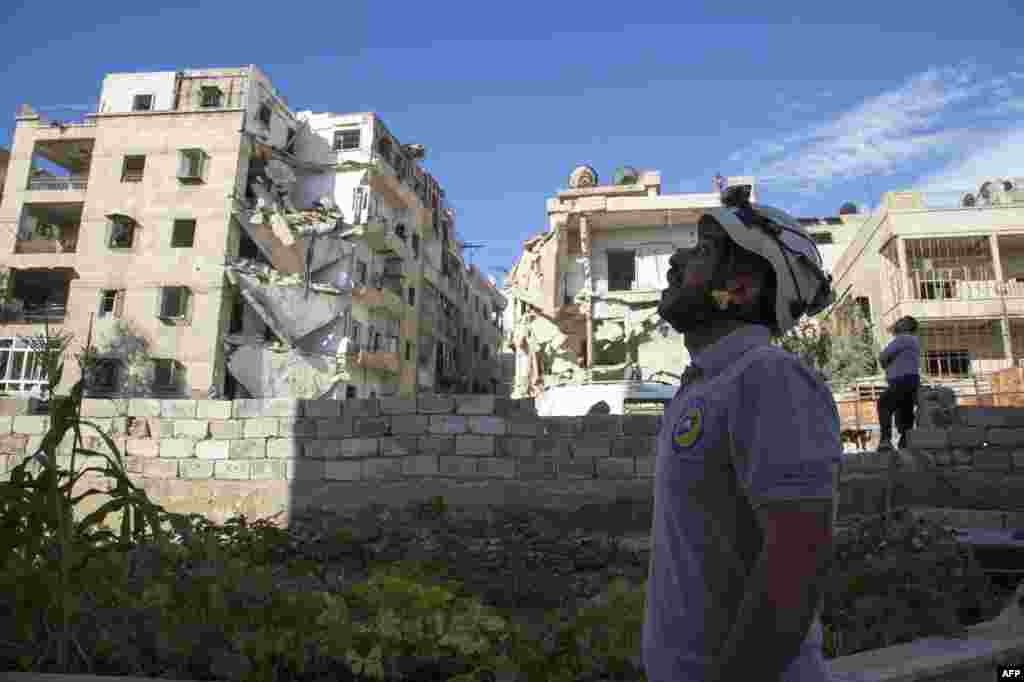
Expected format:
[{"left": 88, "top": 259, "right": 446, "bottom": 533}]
[
  {"left": 14, "top": 205, "right": 82, "bottom": 255},
  {"left": 882, "top": 271, "right": 1024, "bottom": 331},
  {"left": 356, "top": 350, "right": 401, "bottom": 375},
  {"left": 351, "top": 285, "right": 406, "bottom": 319},
  {"left": 0, "top": 301, "right": 68, "bottom": 323},
  {"left": 26, "top": 139, "right": 94, "bottom": 196},
  {"left": 26, "top": 175, "right": 88, "bottom": 191}
]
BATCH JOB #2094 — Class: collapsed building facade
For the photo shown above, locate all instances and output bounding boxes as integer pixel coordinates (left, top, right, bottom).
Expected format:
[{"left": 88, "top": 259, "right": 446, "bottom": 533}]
[
  {"left": 504, "top": 166, "right": 756, "bottom": 398},
  {"left": 0, "top": 65, "right": 506, "bottom": 401}
]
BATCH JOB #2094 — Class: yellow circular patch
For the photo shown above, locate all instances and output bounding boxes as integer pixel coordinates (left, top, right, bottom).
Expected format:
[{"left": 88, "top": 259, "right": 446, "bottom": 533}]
[{"left": 672, "top": 403, "right": 704, "bottom": 450}]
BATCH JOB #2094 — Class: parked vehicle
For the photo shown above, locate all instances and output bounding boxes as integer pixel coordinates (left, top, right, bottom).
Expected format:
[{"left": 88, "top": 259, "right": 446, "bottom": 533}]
[{"left": 535, "top": 380, "right": 676, "bottom": 416}]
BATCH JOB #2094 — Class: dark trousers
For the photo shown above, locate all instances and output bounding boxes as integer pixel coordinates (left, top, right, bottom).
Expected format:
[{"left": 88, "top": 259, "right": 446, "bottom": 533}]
[{"left": 878, "top": 374, "right": 920, "bottom": 443}]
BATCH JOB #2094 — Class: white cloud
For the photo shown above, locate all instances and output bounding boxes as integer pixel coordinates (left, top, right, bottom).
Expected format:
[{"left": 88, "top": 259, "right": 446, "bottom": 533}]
[
  {"left": 727, "top": 60, "right": 1024, "bottom": 193},
  {"left": 914, "top": 127, "right": 1024, "bottom": 194}
]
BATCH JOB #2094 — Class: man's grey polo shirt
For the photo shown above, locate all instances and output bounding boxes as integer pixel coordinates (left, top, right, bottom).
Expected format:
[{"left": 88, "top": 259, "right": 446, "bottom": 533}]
[{"left": 642, "top": 324, "right": 840, "bottom": 682}]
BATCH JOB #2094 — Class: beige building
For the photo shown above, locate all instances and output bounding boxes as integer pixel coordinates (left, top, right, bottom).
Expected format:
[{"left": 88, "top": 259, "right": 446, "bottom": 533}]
[
  {"left": 0, "top": 65, "right": 505, "bottom": 401},
  {"left": 0, "top": 147, "right": 10, "bottom": 206},
  {"left": 827, "top": 179, "right": 1024, "bottom": 398},
  {"left": 505, "top": 166, "right": 761, "bottom": 398}
]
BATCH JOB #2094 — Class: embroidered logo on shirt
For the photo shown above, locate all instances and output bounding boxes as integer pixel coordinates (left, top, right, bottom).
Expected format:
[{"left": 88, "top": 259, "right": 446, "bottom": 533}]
[{"left": 672, "top": 398, "right": 705, "bottom": 451}]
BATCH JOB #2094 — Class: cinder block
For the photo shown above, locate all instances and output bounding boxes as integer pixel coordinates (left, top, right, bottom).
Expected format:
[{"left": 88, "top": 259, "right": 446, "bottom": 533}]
[
  {"left": 233, "top": 399, "right": 265, "bottom": 419},
  {"left": 379, "top": 398, "right": 417, "bottom": 415},
  {"left": 244, "top": 418, "right": 279, "bottom": 438},
  {"left": 614, "top": 436, "right": 655, "bottom": 456},
  {"left": 362, "top": 458, "right": 403, "bottom": 480},
  {"left": 557, "top": 455, "right": 596, "bottom": 479},
  {"left": 251, "top": 460, "right": 287, "bottom": 480},
  {"left": 159, "top": 439, "right": 195, "bottom": 459},
  {"left": 907, "top": 429, "right": 951, "bottom": 450},
  {"left": 582, "top": 416, "right": 622, "bottom": 437},
  {"left": 380, "top": 437, "right": 417, "bottom": 457},
  {"left": 0, "top": 416, "right": 11, "bottom": 435},
  {"left": 300, "top": 399, "right": 341, "bottom": 418},
  {"left": 623, "top": 416, "right": 660, "bottom": 436},
  {"left": 951, "top": 448, "right": 974, "bottom": 466},
  {"left": 196, "top": 401, "right": 232, "bottom": 420},
  {"left": 160, "top": 400, "right": 197, "bottom": 419},
  {"left": 517, "top": 456, "right": 557, "bottom": 481},
  {"left": 267, "top": 438, "right": 301, "bottom": 459},
  {"left": 468, "top": 416, "right": 506, "bottom": 435},
  {"left": 144, "top": 459, "right": 179, "bottom": 479},
  {"left": 498, "top": 437, "right": 534, "bottom": 459},
  {"left": 439, "top": 455, "right": 477, "bottom": 476},
  {"left": 229, "top": 439, "right": 266, "bottom": 459},
  {"left": 0, "top": 398, "right": 32, "bottom": 416},
  {"left": 391, "top": 415, "right": 429, "bottom": 435},
  {"left": 597, "top": 457, "right": 636, "bottom": 479},
  {"left": 477, "top": 457, "right": 515, "bottom": 479},
  {"left": 120, "top": 455, "right": 144, "bottom": 474},
  {"left": 150, "top": 419, "right": 175, "bottom": 439},
  {"left": 636, "top": 457, "right": 655, "bottom": 478},
  {"left": 947, "top": 427, "right": 985, "bottom": 447},
  {"left": 533, "top": 437, "right": 571, "bottom": 458},
  {"left": 196, "top": 440, "right": 230, "bottom": 460},
  {"left": 304, "top": 441, "right": 342, "bottom": 459},
  {"left": 402, "top": 454, "right": 439, "bottom": 476},
  {"left": 278, "top": 418, "right": 318, "bottom": 438},
  {"left": 264, "top": 399, "right": 302, "bottom": 418},
  {"left": 354, "top": 417, "right": 390, "bottom": 437},
  {"left": 543, "top": 417, "right": 580, "bottom": 436},
  {"left": 456, "top": 395, "right": 496, "bottom": 416},
  {"left": 974, "top": 448, "right": 1012, "bottom": 472},
  {"left": 209, "top": 420, "right": 243, "bottom": 440},
  {"left": 573, "top": 437, "right": 611, "bottom": 459},
  {"left": 324, "top": 459, "right": 361, "bottom": 480},
  {"left": 13, "top": 416, "right": 48, "bottom": 435},
  {"left": 174, "top": 420, "right": 210, "bottom": 439},
  {"left": 344, "top": 399, "right": 379, "bottom": 418},
  {"left": 987, "top": 428, "right": 1024, "bottom": 447},
  {"left": 126, "top": 438, "right": 159, "bottom": 458},
  {"left": 81, "top": 399, "right": 122, "bottom": 418},
  {"left": 456, "top": 435, "right": 495, "bottom": 456},
  {"left": 956, "top": 407, "right": 1024, "bottom": 428},
  {"left": 128, "top": 399, "right": 161, "bottom": 417},
  {"left": 180, "top": 460, "right": 214, "bottom": 479},
  {"left": 430, "top": 415, "right": 468, "bottom": 435},
  {"left": 214, "top": 460, "right": 251, "bottom": 480},
  {"left": 505, "top": 417, "right": 541, "bottom": 437},
  {"left": 418, "top": 436, "right": 454, "bottom": 456},
  {"left": 285, "top": 458, "right": 324, "bottom": 481},
  {"left": 317, "top": 418, "right": 353, "bottom": 439},
  {"left": 418, "top": 396, "right": 454, "bottom": 414},
  {"left": 340, "top": 438, "right": 378, "bottom": 457}
]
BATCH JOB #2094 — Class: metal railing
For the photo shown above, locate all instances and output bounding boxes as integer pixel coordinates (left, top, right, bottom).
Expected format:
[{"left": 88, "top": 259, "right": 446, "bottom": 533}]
[{"left": 27, "top": 175, "right": 88, "bottom": 191}]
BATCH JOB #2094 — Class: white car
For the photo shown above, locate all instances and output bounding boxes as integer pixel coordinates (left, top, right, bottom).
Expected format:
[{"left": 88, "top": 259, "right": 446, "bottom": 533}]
[{"left": 535, "top": 381, "right": 677, "bottom": 416}]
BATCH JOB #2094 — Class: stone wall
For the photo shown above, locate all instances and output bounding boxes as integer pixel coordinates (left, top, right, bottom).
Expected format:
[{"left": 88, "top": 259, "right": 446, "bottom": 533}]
[{"left": 7, "top": 396, "right": 1024, "bottom": 532}]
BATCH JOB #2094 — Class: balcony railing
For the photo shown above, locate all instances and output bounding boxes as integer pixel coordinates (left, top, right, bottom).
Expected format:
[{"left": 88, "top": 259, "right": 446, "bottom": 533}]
[
  {"left": 27, "top": 175, "right": 88, "bottom": 191},
  {"left": 0, "top": 302, "right": 68, "bottom": 323},
  {"left": 14, "top": 238, "right": 78, "bottom": 254},
  {"left": 903, "top": 272, "right": 1024, "bottom": 302}
]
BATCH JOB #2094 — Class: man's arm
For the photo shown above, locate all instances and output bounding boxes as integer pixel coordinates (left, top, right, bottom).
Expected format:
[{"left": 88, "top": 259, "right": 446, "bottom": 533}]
[{"left": 707, "top": 498, "right": 834, "bottom": 682}]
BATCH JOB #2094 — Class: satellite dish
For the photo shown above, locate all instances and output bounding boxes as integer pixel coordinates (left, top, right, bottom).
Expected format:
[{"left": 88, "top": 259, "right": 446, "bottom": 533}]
[
  {"left": 979, "top": 182, "right": 993, "bottom": 200},
  {"left": 838, "top": 202, "right": 859, "bottom": 215},
  {"left": 1005, "top": 180, "right": 1015, "bottom": 192},
  {"left": 613, "top": 166, "right": 640, "bottom": 185},
  {"left": 568, "top": 165, "right": 598, "bottom": 189},
  {"left": 962, "top": 193, "right": 976, "bottom": 207}
]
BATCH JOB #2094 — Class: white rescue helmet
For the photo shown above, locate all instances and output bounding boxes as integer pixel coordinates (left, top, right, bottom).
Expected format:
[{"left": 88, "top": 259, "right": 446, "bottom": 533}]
[{"left": 701, "top": 185, "right": 835, "bottom": 336}]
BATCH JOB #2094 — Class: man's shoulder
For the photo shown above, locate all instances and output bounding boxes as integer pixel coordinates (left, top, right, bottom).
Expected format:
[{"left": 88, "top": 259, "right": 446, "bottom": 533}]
[{"left": 735, "top": 345, "right": 832, "bottom": 394}]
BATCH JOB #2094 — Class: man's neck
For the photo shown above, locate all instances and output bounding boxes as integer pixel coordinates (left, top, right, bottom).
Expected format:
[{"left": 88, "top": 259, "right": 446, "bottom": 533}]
[{"left": 683, "top": 318, "right": 751, "bottom": 357}]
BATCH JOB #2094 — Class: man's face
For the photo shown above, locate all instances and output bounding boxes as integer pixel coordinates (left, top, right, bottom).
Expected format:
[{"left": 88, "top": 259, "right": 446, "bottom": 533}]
[{"left": 657, "top": 220, "right": 731, "bottom": 333}]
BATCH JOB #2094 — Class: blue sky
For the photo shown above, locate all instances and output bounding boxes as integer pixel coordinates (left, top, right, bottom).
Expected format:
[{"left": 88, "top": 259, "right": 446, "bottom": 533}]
[{"left": 3, "top": 1, "right": 1024, "bottom": 286}]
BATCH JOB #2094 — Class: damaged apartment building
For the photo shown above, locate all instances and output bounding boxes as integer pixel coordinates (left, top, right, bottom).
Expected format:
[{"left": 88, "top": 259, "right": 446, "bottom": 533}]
[
  {"left": 504, "top": 166, "right": 756, "bottom": 398},
  {"left": 0, "top": 65, "right": 506, "bottom": 401}
]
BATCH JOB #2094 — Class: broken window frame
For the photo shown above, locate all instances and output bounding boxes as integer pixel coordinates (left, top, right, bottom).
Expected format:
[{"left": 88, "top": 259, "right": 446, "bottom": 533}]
[
  {"left": 121, "top": 155, "right": 146, "bottom": 182},
  {"left": 132, "top": 94, "right": 154, "bottom": 112},
  {"left": 98, "top": 289, "right": 124, "bottom": 319},
  {"left": 87, "top": 358, "right": 120, "bottom": 395},
  {"left": 177, "top": 149, "right": 209, "bottom": 183},
  {"left": 357, "top": 261, "right": 368, "bottom": 286},
  {"left": 607, "top": 249, "right": 637, "bottom": 292},
  {"left": 333, "top": 128, "right": 361, "bottom": 151},
  {"left": 200, "top": 86, "right": 223, "bottom": 108},
  {"left": 107, "top": 215, "right": 136, "bottom": 249},
  {"left": 171, "top": 219, "right": 196, "bottom": 248},
  {"left": 157, "top": 286, "right": 190, "bottom": 321},
  {"left": 152, "top": 358, "right": 181, "bottom": 393},
  {"left": 408, "top": 286, "right": 416, "bottom": 306},
  {"left": 351, "top": 321, "right": 363, "bottom": 352},
  {"left": 412, "top": 233, "right": 420, "bottom": 258},
  {"left": 405, "top": 341, "right": 412, "bottom": 361}
]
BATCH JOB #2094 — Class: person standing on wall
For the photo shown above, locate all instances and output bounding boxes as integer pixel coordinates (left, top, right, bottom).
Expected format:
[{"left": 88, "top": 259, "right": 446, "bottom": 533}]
[
  {"left": 876, "top": 316, "right": 921, "bottom": 451},
  {"left": 645, "top": 184, "right": 839, "bottom": 682}
]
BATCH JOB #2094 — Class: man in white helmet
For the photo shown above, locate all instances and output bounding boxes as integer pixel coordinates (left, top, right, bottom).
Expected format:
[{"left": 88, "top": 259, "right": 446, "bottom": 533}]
[{"left": 643, "top": 185, "right": 840, "bottom": 682}]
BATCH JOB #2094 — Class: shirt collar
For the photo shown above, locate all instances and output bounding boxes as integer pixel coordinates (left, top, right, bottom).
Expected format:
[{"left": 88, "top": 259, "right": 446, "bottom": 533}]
[{"left": 689, "top": 324, "right": 773, "bottom": 381}]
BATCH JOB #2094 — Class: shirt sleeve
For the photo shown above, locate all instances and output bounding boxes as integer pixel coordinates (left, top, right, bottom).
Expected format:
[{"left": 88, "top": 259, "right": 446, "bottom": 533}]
[{"left": 730, "top": 352, "right": 841, "bottom": 509}]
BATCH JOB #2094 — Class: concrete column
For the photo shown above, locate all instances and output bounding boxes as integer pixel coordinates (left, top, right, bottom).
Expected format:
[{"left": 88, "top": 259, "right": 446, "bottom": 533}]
[
  {"left": 579, "top": 214, "right": 594, "bottom": 371},
  {"left": 990, "top": 234, "right": 1014, "bottom": 362},
  {"left": 896, "top": 236, "right": 909, "bottom": 305}
]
